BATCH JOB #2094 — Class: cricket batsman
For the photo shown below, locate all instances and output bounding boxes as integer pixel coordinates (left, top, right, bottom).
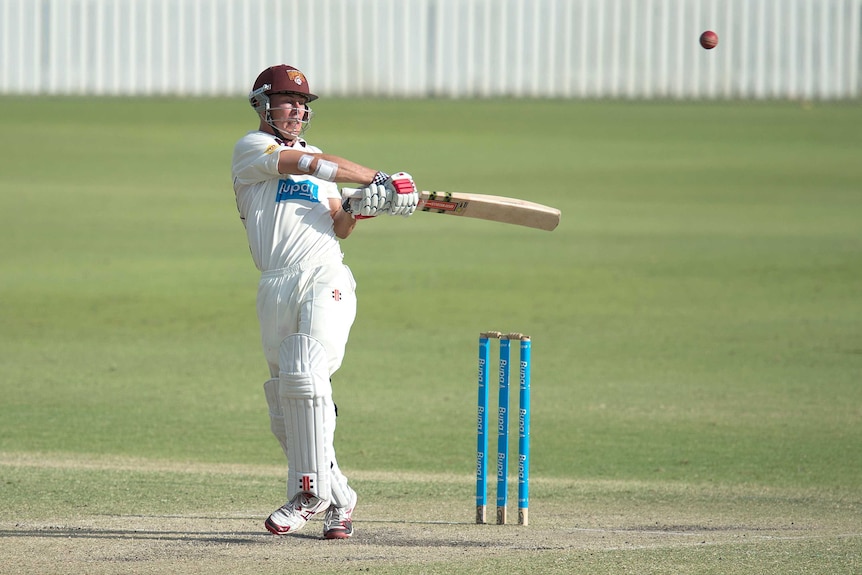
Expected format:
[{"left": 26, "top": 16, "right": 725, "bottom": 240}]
[{"left": 231, "top": 64, "right": 419, "bottom": 539}]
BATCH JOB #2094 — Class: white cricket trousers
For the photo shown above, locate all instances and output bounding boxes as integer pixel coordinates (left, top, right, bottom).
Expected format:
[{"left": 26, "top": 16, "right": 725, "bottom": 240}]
[{"left": 257, "top": 257, "right": 357, "bottom": 379}]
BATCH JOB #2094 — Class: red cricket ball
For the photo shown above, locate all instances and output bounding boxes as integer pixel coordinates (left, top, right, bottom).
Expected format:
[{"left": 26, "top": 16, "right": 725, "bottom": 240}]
[{"left": 700, "top": 30, "right": 719, "bottom": 50}]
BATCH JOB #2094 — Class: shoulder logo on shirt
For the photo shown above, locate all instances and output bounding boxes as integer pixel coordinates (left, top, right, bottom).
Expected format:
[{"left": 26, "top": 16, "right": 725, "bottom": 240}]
[
  {"left": 275, "top": 178, "right": 320, "bottom": 203},
  {"left": 264, "top": 144, "right": 279, "bottom": 155}
]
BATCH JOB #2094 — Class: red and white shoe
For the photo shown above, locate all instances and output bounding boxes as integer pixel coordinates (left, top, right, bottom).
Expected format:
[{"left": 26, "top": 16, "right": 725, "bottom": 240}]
[
  {"left": 265, "top": 492, "right": 329, "bottom": 535},
  {"left": 323, "top": 488, "right": 357, "bottom": 540}
]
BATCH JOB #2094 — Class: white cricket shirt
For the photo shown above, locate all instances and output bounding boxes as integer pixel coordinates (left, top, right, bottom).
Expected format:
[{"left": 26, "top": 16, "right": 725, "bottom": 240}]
[{"left": 232, "top": 131, "right": 343, "bottom": 272}]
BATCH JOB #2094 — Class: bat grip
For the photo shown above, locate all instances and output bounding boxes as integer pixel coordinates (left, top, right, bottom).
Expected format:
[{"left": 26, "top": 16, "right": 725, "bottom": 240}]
[{"left": 341, "top": 187, "right": 363, "bottom": 200}]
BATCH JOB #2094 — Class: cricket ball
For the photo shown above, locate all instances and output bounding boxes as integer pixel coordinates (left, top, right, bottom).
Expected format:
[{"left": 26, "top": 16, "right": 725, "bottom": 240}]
[{"left": 700, "top": 30, "right": 719, "bottom": 50}]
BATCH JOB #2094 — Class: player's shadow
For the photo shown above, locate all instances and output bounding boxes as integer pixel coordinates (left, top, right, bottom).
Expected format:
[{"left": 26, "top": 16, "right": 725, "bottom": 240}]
[
  {"left": 0, "top": 526, "right": 268, "bottom": 544},
  {"left": 0, "top": 517, "right": 480, "bottom": 545}
]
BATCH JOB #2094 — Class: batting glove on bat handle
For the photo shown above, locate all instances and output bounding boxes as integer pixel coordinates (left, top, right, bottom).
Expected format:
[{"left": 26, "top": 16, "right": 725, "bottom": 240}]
[
  {"left": 384, "top": 172, "right": 419, "bottom": 217},
  {"left": 341, "top": 184, "right": 389, "bottom": 218}
]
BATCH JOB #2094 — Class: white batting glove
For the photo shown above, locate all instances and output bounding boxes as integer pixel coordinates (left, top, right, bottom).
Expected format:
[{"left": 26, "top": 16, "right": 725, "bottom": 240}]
[
  {"left": 384, "top": 172, "right": 420, "bottom": 217},
  {"left": 341, "top": 184, "right": 389, "bottom": 218}
]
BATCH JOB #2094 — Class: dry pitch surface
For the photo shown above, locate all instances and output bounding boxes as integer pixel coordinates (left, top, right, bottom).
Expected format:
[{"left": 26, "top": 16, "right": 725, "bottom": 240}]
[{"left": 2, "top": 454, "right": 860, "bottom": 574}]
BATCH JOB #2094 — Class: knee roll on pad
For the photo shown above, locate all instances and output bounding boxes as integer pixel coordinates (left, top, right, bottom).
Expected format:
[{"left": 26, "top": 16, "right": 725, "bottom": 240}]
[
  {"left": 278, "top": 334, "right": 334, "bottom": 501},
  {"left": 278, "top": 334, "right": 332, "bottom": 398}
]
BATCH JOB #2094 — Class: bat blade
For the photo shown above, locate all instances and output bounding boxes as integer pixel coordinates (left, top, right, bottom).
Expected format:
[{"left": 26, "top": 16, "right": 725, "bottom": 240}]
[
  {"left": 343, "top": 189, "right": 561, "bottom": 231},
  {"left": 418, "top": 191, "right": 561, "bottom": 231}
]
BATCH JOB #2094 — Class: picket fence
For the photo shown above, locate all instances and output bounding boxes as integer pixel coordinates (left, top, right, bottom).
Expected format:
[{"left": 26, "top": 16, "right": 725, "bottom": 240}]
[{"left": 1, "top": 0, "right": 859, "bottom": 99}]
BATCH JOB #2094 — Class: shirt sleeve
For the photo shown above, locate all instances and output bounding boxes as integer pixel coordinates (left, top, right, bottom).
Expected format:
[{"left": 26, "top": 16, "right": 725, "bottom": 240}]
[
  {"left": 231, "top": 133, "right": 284, "bottom": 185},
  {"left": 232, "top": 135, "right": 340, "bottom": 202}
]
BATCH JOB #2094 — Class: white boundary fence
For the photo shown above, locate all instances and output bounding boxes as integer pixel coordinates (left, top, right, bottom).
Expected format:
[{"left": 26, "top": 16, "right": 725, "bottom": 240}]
[{"left": 1, "top": 0, "right": 860, "bottom": 99}]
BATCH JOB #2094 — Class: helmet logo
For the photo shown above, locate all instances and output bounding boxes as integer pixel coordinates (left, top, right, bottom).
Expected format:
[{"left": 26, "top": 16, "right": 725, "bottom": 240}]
[{"left": 287, "top": 70, "right": 306, "bottom": 86}]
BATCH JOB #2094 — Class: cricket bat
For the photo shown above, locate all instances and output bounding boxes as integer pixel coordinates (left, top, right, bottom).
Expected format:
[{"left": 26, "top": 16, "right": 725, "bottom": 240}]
[{"left": 342, "top": 189, "right": 561, "bottom": 231}]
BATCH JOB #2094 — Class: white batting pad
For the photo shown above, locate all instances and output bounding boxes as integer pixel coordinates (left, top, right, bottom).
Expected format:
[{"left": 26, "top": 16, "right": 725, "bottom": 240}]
[
  {"left": 263, "top": 378, "right": 289, "bottom": 459},
  {"left": 328, "top": 456, "right": 354, "bottom": 508},
  {"left": 278, "top": 334, "right": 333, "bottom": 502}
]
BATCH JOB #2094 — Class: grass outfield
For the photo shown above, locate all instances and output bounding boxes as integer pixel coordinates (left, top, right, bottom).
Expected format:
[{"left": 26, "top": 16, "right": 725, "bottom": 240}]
[{"left": 0, "top": 97, "right": 860, "bottom": 573}]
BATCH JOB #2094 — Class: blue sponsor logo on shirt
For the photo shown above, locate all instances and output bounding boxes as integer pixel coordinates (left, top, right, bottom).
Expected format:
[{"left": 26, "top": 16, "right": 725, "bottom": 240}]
[{"left": 275, "top": 179, "right": 320, "bottom": 203}]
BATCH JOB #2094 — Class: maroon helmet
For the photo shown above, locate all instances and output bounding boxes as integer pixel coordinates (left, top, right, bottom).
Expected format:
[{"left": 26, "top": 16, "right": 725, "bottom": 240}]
[
  {"left": 249, "top": 65, "right": 317, "bottom": 139},
  {"left": 249, "top": 65, "right": 318, "bottom": 113}
]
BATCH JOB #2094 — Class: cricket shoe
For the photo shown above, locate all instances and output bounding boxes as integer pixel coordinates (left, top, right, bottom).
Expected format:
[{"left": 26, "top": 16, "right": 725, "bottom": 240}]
[
  {"left": 265, "top": 492, "right": 329, "bottom": 535},
  {"left": 323, "top": 488, "right": 357, "bottom": 540}
]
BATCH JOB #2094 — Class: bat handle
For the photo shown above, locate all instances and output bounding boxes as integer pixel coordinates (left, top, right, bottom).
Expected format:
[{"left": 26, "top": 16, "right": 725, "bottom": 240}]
[{"left": 341, "top": 187, "right": 363, "bottom": 200}]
